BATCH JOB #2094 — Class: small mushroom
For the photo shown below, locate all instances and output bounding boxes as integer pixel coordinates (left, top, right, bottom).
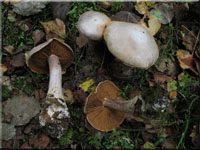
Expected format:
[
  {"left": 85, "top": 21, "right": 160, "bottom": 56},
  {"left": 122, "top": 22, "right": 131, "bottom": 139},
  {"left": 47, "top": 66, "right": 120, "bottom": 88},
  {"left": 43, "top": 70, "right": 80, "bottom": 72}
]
[
  {"left": 77, "top": 11, "right": 111, "bottom": 40},
  {"left": 104, "top": 21, "right": 159, "bottom": 69},
  {"left": 25, "top": 38, "right": 74, "bottom": 138},
  {"left": 84, "top": 80, "right": 126, "bottom": 132}
]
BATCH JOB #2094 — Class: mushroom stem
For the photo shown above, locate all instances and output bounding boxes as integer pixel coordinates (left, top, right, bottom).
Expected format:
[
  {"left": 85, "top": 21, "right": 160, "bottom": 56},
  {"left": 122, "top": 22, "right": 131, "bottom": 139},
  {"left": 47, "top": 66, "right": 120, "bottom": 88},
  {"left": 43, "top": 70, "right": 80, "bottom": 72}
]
[
  {"left": 103, "top": 97, "right": 138, "bottom": 114},
  {"left": 47, "top": 54, "right": 64, "bottom": 100}
]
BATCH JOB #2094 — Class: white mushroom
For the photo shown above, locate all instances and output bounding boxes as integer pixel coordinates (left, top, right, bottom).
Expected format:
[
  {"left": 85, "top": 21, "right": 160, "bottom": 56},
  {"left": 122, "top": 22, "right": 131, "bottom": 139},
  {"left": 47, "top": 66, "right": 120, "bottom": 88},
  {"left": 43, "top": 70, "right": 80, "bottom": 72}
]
[
  {"left": 77, "top": 11, "right": 111, "bottom": 40},
  {"left": 104, "top": 21, "right": 159, "bottom": 69}
]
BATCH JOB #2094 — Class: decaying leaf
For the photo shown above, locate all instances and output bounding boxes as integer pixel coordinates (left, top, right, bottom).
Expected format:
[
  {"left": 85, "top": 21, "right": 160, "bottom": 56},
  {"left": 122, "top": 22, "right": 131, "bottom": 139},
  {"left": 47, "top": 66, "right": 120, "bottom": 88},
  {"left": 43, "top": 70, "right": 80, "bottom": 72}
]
[
  {"left": 182, "top": 31, "right": 195, "bottom": 52},
  {"left": 10, "top": 53, "right": 25, "bottom": 67},
  {"left": 7, "top": 10, "right": 17, "bottom": 22},
  {"left": 79, "top": 78, "right": 95, "bottom": 92},
  {"left": 141, "top": 141, "right": 156, "bottom": 149},
  {"left": 4, "top": 45, "right": 14, "bottom": 54},
  {"left": 40, "top": 18, "right": 66, "bottom": 37},
  {"left": 135, "top": 2, "right": 148, "bottom": 15},
  {"left": 138, "top": 14, "right": 161, "bottom": 36},
  {"left": 153, "top": 73, "right": 172, "bottom": 84},
  {"left": 1, "top": 123, "right": 16, "bottom": 141},
  {"left": 150, "top": 3, "right": 174, "bottom": 24},
  {"left": 32, "top": 29, "right": 45, "bottom": 46},
  {"left": 3, "top": 93, "right": 41, "bottom": 126},
  {"left": 155, "top": 57, "right": 177, "bottom": 76},
  {"left": 110, "top": 11, "right": 140, "bottom": 23},
  {"left": 176, "top": 49, "right": 198, "bottom": 75},
  {"left": 0, "top": 64, "right": 8, "bottom": 73},
  {"left": 63, "top": 89, "right": 75, "bottom": 104}
]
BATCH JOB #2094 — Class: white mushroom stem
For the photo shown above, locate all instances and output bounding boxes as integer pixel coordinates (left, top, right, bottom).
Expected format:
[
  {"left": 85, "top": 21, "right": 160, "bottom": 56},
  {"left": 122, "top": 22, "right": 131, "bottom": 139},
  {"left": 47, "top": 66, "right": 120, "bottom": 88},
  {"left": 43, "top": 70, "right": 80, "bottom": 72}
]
[
  {"left": 103, "top": 96, "right": 146, "bottom": 114},
  {"left": 47, "top": 54, "right": 64, "bottom": 100}
]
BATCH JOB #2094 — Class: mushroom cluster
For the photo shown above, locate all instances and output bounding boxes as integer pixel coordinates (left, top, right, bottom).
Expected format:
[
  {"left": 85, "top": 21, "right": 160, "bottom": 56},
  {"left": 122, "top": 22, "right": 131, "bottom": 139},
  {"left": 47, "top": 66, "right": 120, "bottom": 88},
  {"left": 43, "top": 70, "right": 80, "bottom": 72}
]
[
  {"left": 26, "top": 38, "right": 74, "bottom": 138},
  {"left": 77, "top": 11, "right": 159, "bottom": 69}
]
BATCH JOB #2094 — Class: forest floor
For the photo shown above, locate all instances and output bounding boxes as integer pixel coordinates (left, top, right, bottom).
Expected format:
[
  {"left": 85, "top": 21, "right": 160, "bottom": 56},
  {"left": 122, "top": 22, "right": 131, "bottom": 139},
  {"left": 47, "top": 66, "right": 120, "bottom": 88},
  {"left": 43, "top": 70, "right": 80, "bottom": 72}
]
[{"left": 1, "top": 1, "right": 200, "bottom": 149}]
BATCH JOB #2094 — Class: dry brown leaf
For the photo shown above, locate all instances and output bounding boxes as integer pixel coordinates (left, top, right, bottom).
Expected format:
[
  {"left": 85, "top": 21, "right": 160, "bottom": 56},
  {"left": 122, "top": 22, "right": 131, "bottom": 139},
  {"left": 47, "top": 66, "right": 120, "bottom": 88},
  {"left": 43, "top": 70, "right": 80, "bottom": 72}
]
[
  {"left": 153, "top": 73, "right": 172, "bottom": 84},
  {"left": 32, "top": 29, "right": 45, "bottom": 46},
  {"left": 4, "top": 46, "right": 14, "bottom": 54},
  {"left": 0, "top": 64, "right": 8, "bottom": 73},
  {"left": 40, "top": 18, "right": 66, "bottom": 36},
  {"left": 10, "top": 53, "right": 25, "bottom": 67},
  {"left": 176, "top": 49, "right": 198, "bottom": 75},
  {"left": 138, "top": 15, "right": 161, "bottom": 36},
  {"left": 182, "top": 33, "right": 195, "bottom": 52}
]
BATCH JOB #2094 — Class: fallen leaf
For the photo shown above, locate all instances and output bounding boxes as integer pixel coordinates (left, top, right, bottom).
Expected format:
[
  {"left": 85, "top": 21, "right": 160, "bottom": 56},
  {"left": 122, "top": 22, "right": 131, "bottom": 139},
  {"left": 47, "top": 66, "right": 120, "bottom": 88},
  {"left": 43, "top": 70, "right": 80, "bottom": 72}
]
[
  {"left": 32, "top": 29, "right": 45, "bottom": 46},
  {"left": 176, "top": 49, "right": 198, "bottom": 75},
  {"left": 111, "top": 11, "right": 140, "bottom": 23},
  {"left": 1, "top": 123, "right": 16, "bottom": 141},
  {"left": 138, "top": 14, "right": 161, "bottom": 36},
  {"left": 21, "top": 142, "right": 32, "bottom": 149},
  {"left": 40, "top": 18, "right": 66, "bottom": 36},
  {"left": 100, "top": 2, "right": 112, "bottom": 9},
  {"left": 135, "top": 2, "right": 148, "bottom": 15},
  {"left": 63, "top": 89, "right": 75, "bottom": 104},
  {"left": 4, "top": 45, "right": 14, "bottom": 54},
  {"left": 0, "top": 64, "right": 8, "bottom": 73},
  {"left": 182, "top": 32, "right": 195, "bottom": 52},
  {"left": 33, "top": 134, "right": 50, "bottom": 149},
  {"left": 10, "top": 53, "right": 25, "bottom": 67},
  {"left": 76, "top": 34, "right": 89, "bottom": 49},
  {"left": 79, "top": 78, "right": 95, "bottom": 92},
  {"left": 7, "top": 10, "right": 17, "bottom": 22},
  {"left": 17, "top": 20, "right": 31, "bottom": 31},
  {"left": 4, "top": 0, "right": 21, "bottom": 4},
  {"left": 162, "top": 138, "right": 177, "bottom": 149},
  {"left": 169, "top": 91, "right": 177, "bottom": 100},
  {"left": 46, "top": 32, "right": 61, "bottom": 41},
  {"left": 150, "top": 3, "right": 174, "bottom": 24},
  {"left": 153, "top": 73, "right": 172, "bottom": 84},
  {"left": 141, "top": 141, "right": 156, "bottom": 149},
  {"left": 155, "top": 57, "right": 177, "bottom": 76},
  {"left": 3, "top": 93, "right": 41, "bottom": 126}
]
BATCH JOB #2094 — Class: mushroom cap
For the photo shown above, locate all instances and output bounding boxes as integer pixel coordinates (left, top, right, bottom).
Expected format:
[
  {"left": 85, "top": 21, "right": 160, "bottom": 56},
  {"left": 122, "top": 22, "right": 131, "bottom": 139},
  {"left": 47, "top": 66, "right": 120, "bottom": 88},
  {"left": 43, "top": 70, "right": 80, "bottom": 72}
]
[
  {"left": 26, "top": 38, "right": 74, "bottom": 74},
  {"left": 77, "top": 11, "right": 111, "bottom": 40},
  {"left": 104, "top": 21, "right": 159, "bottom": 69},
  {"left": 84, "top": 80, "right": 126, "bottom": 132}
]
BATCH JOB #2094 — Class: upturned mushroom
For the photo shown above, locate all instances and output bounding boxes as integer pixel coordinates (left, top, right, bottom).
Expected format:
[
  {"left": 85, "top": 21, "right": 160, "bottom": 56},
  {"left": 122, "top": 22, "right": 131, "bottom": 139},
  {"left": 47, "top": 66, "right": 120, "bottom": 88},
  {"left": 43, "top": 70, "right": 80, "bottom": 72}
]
[
  {"left": 25, "top": 38, "right": 74, "bottom": 138},
  {"left": 77, "top": 11, "right": 111, "bottom": 40},
  {"left": 84, "top": 80, "right": 126, "bottom": 132},
  {"left": 104, "top": 21, "right": 159, "bottom": 69}
]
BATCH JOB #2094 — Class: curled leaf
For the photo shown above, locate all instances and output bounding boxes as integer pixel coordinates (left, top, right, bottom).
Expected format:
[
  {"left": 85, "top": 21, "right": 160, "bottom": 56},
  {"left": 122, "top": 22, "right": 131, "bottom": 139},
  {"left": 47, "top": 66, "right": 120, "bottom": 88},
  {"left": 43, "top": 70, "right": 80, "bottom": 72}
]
[{"left": 40, "top": 18, "right": 66, "bottom": 37}]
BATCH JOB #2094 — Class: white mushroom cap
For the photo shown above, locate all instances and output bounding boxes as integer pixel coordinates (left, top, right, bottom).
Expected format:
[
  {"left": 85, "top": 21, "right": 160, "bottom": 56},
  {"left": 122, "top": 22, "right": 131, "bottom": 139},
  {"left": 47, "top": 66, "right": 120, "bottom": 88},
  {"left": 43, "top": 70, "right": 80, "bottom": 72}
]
[
  {"left": 77, "top": 11, "right": 111, "bottom": 40},
  {"left": 104, "top": 21, "right": 159, "bottom": 69}
]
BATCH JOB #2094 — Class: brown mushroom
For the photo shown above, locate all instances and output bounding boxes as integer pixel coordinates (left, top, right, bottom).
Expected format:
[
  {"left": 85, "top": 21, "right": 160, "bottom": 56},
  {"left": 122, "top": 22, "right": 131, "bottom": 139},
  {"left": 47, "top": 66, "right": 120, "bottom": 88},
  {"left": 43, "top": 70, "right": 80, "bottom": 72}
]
[
  {"left": 25, "top": 38, "right": 74, "bottom": 138},
  {"left": 84, "top": 80, "right": 126, "bottom": 132}
]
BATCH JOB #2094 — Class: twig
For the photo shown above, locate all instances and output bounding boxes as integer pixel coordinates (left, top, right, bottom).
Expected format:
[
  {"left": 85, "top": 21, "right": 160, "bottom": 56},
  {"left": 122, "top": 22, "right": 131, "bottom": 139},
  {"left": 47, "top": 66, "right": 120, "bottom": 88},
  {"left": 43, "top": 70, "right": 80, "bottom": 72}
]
[
  {"left": 181, "top": 25, "right": 197, "bottom": 39},
  {"left": 157, "top": 39, "right": 171, "bottom": 65},
  {"left": 192, "top": 30, "right": 200, "bottom": 56}
]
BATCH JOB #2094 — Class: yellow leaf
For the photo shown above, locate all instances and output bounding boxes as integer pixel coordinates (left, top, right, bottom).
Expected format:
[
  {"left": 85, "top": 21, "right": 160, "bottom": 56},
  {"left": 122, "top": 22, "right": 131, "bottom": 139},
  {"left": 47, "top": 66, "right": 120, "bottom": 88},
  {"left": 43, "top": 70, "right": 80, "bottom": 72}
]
[
  {"left": 79, "top": 79, "right": 95, "bottom": 92},
  {"left": 138, "top": 15, "right": 161, "bottom": 36},
  {"left": 0, "top": 64, "right": 8, "bottom": 73},
  {"left": 169, "top": 91, "right": 177, "bottom": 100},
  {"left": 135, "top": 2, "right": 149, "bottom": 15}
]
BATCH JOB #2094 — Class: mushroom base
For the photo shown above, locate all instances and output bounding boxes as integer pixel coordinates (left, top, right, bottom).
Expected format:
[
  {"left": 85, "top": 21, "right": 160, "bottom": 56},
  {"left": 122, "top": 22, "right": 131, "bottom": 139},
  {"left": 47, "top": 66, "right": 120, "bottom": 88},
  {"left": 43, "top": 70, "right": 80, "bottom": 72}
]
[{"left": 39, "top": 97, "right": 70, "bottom": 138}]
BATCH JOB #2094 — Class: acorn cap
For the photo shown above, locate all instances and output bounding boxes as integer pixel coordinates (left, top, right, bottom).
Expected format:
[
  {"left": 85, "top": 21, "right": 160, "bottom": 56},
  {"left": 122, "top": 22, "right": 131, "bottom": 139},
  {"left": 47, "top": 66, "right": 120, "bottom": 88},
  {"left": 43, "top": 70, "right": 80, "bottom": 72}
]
[
  {"left": 104, "top": 21, "right": 159, "bottom": 69},
  {"left": 84, "top": 80, "right": 126, "bottom": 132},
  {"left": 77, "top": 11, "right": 111, "bottom": 40},
  {"left": 26, "top": 38, "right": 74, "bottom": 74}
]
